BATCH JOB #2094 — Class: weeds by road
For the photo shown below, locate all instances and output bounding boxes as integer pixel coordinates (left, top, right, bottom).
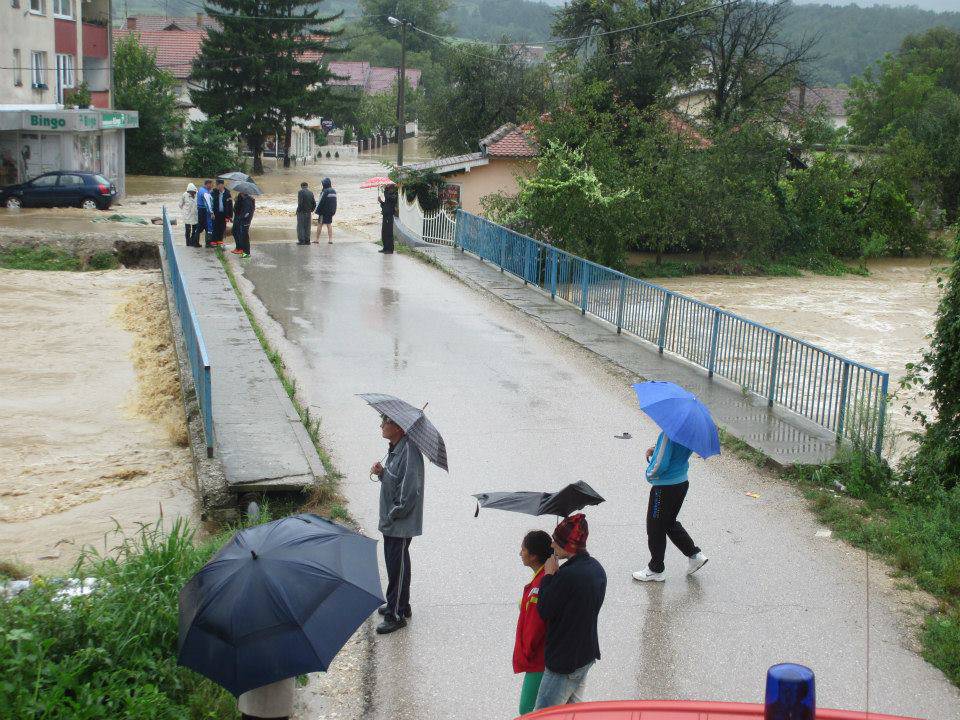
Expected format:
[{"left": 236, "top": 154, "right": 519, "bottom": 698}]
[
  {"left": 0, "top": 520, "right": 237, "bottom": 719},
  {"left": 0, "top": 246, "right": 118, "bottom": 271}
]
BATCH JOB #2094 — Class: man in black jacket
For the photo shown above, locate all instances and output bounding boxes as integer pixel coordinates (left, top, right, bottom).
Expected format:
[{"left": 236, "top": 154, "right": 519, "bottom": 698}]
[
  {"left": 534, "top": 513, "right": 606, "bottom": 711},
  {"left": 296, "top": 182, "right": 315, "bottom": 245},
  {"left": 210, "top": 179, "right": 232, "bottom": 247}
]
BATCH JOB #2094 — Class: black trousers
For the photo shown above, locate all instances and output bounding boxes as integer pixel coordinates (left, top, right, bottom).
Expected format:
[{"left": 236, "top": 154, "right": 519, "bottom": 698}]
[
  {"left": 194, "top": 208, "right": 210, "bottom": 246},
  {"left": 184, "top": 223, "right": 197, "bottom": 246},
  {"left": 383, "top": 535, "right": 412, "bottom": 618},
  {"left": 646, "top": 482, "right": 699, "bottom": 573},
  {"left": 212, "top": 213, "right": 228, "bottom": 242},
  {"left": 233, "top": 221, "right": 250, "bottom": 253},
  {"left": 381, "top": 217, "right": 394, "bottom": 253}
]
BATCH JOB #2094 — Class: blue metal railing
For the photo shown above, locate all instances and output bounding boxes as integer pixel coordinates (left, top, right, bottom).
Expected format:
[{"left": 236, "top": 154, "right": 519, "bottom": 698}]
[
  {"left": 161, "top": 207, "right": 215, "bottom": 457},
  {"left": 455, "top": 211, "right": 889, "bottom": 456}
]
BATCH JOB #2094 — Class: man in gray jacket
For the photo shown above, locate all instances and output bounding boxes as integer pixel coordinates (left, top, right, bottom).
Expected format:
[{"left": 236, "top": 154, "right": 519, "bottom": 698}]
[
  {"left": 296, "top": 182, "right": 315, "bottom": 245},
  {"left": 370, "top": 414, "right": 424, "bottom": 634}
]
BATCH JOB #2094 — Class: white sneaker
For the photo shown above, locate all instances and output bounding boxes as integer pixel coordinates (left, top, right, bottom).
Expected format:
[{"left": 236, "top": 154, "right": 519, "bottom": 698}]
[
  {"left": 632, "top": 568, "right": 665, "bottom": 582},
  {"left": 687, "top": 552, "right": 708, "bottom": 575}
]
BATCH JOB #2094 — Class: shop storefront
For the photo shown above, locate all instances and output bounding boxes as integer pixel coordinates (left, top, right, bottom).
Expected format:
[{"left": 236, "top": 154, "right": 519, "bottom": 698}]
[{"left": 0, "top": 108, "right": 138, "bottom": 196}]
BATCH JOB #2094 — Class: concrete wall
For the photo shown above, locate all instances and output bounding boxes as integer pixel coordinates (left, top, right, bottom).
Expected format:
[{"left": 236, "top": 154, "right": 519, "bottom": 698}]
[
  {"left": 443, "top": 158, "right": 535, "bottom": 215},
  {"left": 0, "top": 2, "right": 58, "bottom": 105}
]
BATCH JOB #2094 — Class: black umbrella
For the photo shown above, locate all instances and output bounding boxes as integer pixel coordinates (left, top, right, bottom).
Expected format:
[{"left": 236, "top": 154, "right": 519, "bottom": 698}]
[
  {"left": 218, "top": 171, "right": 253, "bottom": 183},
  {"left": 473, "top": 481, "right": 605, "bottom": 518},
  {"left": 231, "top": 180, "right": 262, "bottom": 196},
  {"left": 177, "top": 514, "right": 384, "bottom": 697},
  {"left": 359, "top": 393, "right": 448, "bottom": 471}
]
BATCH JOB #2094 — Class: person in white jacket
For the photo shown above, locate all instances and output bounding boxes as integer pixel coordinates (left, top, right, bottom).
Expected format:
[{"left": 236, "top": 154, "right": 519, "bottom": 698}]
[{"left": 179, "top": 183, "right": 199, "bottom": 246}]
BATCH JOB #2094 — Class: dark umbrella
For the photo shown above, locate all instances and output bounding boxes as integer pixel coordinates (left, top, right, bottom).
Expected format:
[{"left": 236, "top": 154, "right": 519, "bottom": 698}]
[
  {"left": 473, "top": 481, "right": 605, "bottom": 518},
  {"left": 177, "top": 513, "right": 384, "bottom": 697},
  {"left": 231, "top": 181, "right": 262, "bottom": 196},
  {"left": 358, "top": 393, "right": 448, "bottom": 471},
  {"left": 218, "top": 171, "right": 253, "bottom": 183}
]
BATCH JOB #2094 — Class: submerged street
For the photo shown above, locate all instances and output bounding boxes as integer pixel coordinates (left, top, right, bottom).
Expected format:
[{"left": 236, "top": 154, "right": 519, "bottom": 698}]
[{"left": 238, "top": 236, "right": 960, "bottom": 719}]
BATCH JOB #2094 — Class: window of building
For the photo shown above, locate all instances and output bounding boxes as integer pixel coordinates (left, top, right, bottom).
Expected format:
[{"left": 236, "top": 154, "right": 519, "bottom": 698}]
[
  {"left": 31, "top": 52, "right": 47, "bottom": 88},
  {"left": 29, "top": 0, "right": 43, "bottom": 14},
  {"left": 12, "top": 0, "right": 21, "bottom": 9},
  {"left": 52, "top": 0, "right": 71, "bottom": 18},
  {"left": 13, "top": 50, "right": 22, "bottom": 87}
]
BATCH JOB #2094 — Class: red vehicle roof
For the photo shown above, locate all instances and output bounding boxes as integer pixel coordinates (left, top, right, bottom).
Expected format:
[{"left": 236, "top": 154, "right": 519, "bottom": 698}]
[{"left": 518, "top": 700, "right": 920, "bottom": 720}]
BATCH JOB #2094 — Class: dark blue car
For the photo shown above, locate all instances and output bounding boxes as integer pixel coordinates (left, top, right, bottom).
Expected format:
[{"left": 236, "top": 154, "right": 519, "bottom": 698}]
[{"left": 0, "top": 171, "right": 117, "bottom": 210}]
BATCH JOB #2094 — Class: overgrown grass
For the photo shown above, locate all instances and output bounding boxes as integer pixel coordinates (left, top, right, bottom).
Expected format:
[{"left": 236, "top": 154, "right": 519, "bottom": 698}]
[
  {"left": 624, "top": 254, "right": 868, "bottom": 280},
  {"left": 0, "top": 520, "right": 238, "bottom": 719},
  {"left": 216, "top": 250, "right": 347, "bottom": 517},
  {"left": 0, "top": 246, "right": 121, "bottom": 271},
  {"left": 785, "top": 451, "right": 960, "bottom": 686},
  {"left": 0, "top": 246, "right": 82, "bottom": 271}
]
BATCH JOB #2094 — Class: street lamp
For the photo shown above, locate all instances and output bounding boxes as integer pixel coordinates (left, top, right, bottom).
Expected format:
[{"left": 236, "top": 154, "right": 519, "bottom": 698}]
[{"left": 388, "top": 15, "right": 409, "bottom": 166}]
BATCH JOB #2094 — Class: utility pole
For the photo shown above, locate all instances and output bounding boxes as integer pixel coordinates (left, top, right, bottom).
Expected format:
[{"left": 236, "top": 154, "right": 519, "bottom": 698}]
[{"left": 388, "top": 16, "right": 408, "bottom": 167}]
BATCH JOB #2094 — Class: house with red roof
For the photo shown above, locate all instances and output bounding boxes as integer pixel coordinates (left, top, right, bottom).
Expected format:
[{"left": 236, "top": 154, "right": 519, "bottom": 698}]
[{"left": 402, "top": 123, "right": 538, "bottom": 214}]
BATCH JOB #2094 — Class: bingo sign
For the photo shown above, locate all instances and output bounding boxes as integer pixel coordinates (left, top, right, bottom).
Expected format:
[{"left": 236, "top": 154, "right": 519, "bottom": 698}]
[{"left": 27, "top": 113, "right": 70, "bottom": 131}]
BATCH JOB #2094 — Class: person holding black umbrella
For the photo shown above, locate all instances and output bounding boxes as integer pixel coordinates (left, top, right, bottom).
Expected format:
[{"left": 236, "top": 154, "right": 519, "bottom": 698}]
[
  {"left": 370, "top": 413, "right": 425, "bottom": 634},
  {"left": 210, "top": 178, "right": 233, "bottom": 247}
]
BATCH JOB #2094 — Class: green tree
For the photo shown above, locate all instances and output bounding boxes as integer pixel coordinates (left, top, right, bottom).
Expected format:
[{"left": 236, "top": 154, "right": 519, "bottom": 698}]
[
  {"left": 112, "top": 34, "right": 183, "bottom": 174},
  {"left": 192, "top": 0, "right": 342, "bottom": 173},
  {"left": 358, "top": 0, "right": 452, "bottom": 54},
  {"left": 899, "top": 26, "right": 960, "bottom": 94},
  {"left": 180, "top": 118, "right": 246, "bottom": 177},
  {"left": 848, "top": 58, "right": 960, "bottom": 223},
  {"left": 902, "top": 233, "right": 960, "bottom": 492},
  {"left": 420, "top": 43, "right": 553, "bottom": 155}
]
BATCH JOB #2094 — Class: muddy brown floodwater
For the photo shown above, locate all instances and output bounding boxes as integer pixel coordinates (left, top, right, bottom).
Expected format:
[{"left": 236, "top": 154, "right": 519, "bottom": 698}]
[
  {"left": 0, "top": 269, "right": 196, "bottom": 571},
  {"left": 656, "top": 257, "right": 946, "bottom": 451}
]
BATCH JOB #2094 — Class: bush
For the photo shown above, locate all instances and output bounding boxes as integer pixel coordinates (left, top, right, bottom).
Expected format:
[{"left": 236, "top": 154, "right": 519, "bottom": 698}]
[
  {"left": 180, "top": 119, "right": 246, "bottom": 178},
  {"left": 86, "top": 251, "right": 119, "bottom": 270},
  {"left": 0, "top": 521, "right": 238, "bottom": 719},
  {"left": 0, "top": 246, "right": 81, "bottom": 271}
]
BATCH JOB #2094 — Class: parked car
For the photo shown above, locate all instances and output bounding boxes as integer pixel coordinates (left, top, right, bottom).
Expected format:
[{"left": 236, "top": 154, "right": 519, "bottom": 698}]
[{"left": 0, "top": 171, "right": 117, "bottom": 210}]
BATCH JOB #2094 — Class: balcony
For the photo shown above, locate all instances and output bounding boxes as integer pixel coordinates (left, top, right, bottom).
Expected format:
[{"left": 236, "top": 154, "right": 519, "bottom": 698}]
[{"left": 82, "top": 22, "right": 108, "bottom": 58}]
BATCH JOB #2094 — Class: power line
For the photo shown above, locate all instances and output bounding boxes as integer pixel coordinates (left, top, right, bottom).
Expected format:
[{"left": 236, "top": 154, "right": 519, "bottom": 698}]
[{"left": 408, "top": 0, "right": 741, "bottom": 49}]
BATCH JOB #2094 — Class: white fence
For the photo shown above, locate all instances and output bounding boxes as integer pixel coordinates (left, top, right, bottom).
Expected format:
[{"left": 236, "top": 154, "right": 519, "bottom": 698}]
[{"left": 397, "top": 195, "right": 457, "bottom": 246}]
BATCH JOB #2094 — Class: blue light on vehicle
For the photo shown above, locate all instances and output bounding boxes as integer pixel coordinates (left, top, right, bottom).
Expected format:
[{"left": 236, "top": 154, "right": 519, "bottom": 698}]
[{"left": 764, "top": 663, "right": 815, "bottom": 720}]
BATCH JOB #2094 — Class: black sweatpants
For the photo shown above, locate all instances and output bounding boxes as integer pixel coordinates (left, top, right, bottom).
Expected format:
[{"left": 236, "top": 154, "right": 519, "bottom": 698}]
[
  {"left": 383, "top": 535, "right": 412, "bottom": 618},
  {"left": 646, "top": 481, "right": 699, "bottom": 573},
  {"left": 194, "top": 207, "right": 210, "bottom": 246},
  {"left": 212, "top": 214, "right": 228, "bottom": 243},
  {"left": 184, "top": 224, "right": 197, "bottom": 246},
  {"left": 381, "top": 216, "right": 394, "bottom": 253}
]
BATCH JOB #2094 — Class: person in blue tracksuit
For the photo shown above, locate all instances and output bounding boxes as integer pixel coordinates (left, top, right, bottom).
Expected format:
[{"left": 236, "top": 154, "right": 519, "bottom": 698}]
[{"left": 632, "top": 431, "right": 708, "bottom": 582}]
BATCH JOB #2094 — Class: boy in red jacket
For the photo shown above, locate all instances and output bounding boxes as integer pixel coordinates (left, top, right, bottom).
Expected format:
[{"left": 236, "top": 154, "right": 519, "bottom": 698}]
[{"left": 514, "top": 530, "right": 553, "bottom": 715}]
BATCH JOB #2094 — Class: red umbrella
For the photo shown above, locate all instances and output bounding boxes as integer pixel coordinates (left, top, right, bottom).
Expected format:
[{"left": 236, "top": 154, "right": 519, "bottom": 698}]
[{"left": 360, "top": 176, "right": 395, "bottom": 189}]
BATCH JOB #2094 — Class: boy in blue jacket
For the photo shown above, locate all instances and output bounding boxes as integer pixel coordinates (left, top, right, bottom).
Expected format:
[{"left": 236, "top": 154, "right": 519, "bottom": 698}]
[{"left": 633, "top": 431, "right": 708, "bottom": 582}]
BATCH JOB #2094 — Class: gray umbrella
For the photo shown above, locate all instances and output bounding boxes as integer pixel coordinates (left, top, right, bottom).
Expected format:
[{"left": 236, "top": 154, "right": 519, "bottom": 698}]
[
  {"left": 218, "top": 171, "right": 253, "bottom": 183},
  {"left": 231, "top": 181, "right": 262, "bottom": 196},
  {"left": 359, "top": 393, "right": 448, "bottom": 472}
]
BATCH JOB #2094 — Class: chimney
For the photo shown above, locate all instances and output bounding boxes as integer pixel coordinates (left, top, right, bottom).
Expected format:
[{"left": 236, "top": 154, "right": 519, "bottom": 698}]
[
  {"left": 127, "top": 17, "right": 136, "bottom": 30},
  {"left": 196, "top": 12, "right": 203, "bottom": 28}
]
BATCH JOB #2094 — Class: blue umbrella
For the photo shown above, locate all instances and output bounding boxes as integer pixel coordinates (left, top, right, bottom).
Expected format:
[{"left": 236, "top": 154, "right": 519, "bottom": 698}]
[
  {"left": 178, "top": 514, "right": 384, "bottom": 697},
  {"left": 632, "top": 381, "right": 721, "bottom": 459}
]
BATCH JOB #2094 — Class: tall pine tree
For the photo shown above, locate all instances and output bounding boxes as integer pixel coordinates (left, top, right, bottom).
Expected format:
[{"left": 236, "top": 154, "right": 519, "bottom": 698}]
[{"left": 191, "top": 0, "right": 342, "bottom": 173}]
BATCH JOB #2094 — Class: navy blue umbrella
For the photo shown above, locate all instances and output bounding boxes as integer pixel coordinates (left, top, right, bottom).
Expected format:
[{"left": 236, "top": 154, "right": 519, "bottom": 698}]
[
  {"left": 178, "top": 514, "right": 384, "bottom": 697},
  {"left": 632, "top": 381, "right": 721, "bottom": 459}
]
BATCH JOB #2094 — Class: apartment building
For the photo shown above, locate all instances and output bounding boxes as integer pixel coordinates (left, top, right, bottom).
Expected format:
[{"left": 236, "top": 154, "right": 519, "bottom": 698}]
[{"left": 1, "top": 0, "right": 112, "bottom": 107}]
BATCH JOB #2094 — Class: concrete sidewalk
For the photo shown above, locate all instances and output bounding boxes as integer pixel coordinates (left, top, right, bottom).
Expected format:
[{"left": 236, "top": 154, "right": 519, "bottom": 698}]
[
  {"left": 418, "top": 244, "right": 838, "bottom": 466},
  {"left": 171, "top": 242, "right": 324, "bottom": 493}
]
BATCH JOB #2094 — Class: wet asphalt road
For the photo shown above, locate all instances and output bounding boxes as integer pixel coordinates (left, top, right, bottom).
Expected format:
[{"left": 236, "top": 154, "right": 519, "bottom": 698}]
[{"left": 239, "top": 237, "right": 960, "bottom": 720}]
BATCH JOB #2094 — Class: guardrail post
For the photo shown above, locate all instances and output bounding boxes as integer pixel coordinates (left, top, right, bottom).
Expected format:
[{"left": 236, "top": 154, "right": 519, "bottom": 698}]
[
  {"left": 498, "top": 231, "right": 505, "bottom": 272},
  {"left": 616, "top": 276, "right": 626, "bottom": 334},
  {"left": 657, "top": 293, "right": 672, "bottom": 353},
  {"left": 767, "top": 334, "right": 782, "bottom": 407},
  {"left": 707, "top": 310, "right": 721, "bottom": 378},
  {"left": 836, "top": 361, "right": 851, "bottom": 441},
  {"left": 522, "top": 240, "right": 530, "bottom": 285},
  {"left": 874, "top": 373, "right": 889, "bottom": 457},
  {"left": 203, "top": 365, "right": 214, "bottom": 458},
  {"left": 580, "top": 263, "right": 589, "bottom": 314},
  {"left": 550, "top": 249, "right": 558, "bottom": 299}
]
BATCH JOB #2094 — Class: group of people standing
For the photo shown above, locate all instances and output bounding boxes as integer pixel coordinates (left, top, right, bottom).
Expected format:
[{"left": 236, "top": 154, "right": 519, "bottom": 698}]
[
  {"left": 369, "top": 410, "right": 708, "bottom": 717},
  {"left": 179, "top": 178, "right": 256, "bottom": 257},
  {"left": 295, "top": 178, "right": 338, "bottom": 245}
]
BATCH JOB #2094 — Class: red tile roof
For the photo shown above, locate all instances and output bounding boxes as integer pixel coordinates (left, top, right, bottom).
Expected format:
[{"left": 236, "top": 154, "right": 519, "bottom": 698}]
[
  {"left": 125, "top": 15, "right": 218, "bottom": 31},
  {"left": 785, "top": 86, "right": 850, "bottom": 118},
  {"left": 327, "top": 60, "right": 370, "bottom": 87},
  {"left": 116, "top": 29, "right": 205, "bottom": 79},
  {"left": 660, "top": 111, "right": 712, "bottom": 149},
  {"left": 366, "top": 67, "right": 422, "bottom": 94},
  {"left": 480, "top": 123, "right": 538, "bottom": 158}
]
